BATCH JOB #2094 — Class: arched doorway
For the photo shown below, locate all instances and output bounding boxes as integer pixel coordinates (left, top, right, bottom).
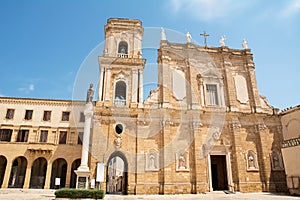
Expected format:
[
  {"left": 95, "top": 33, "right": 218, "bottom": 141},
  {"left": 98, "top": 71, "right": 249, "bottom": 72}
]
[
  {"left": 50, "top": 158, "right": 67, "bottom": 189},
  {"left": 0, "top": 156, "right": 7, "bottom": 188},
  {"left": 106, "top": 152, "right": 128, "bottom": 195},
  {"left": 8, "top": 156, "right": 27, "bottom": 188},
  {"left": 29, "top": 157, "right": 47, "bottom": 189},
  {"left": 70, "top": 159, "right": 81, "bottom": 188}
]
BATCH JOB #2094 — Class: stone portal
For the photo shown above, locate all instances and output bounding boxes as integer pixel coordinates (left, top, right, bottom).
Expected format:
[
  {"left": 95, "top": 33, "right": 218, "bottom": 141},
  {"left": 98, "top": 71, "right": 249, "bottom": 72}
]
[{"left": 210, "top": 155, "right": 228, "bottom": 191}]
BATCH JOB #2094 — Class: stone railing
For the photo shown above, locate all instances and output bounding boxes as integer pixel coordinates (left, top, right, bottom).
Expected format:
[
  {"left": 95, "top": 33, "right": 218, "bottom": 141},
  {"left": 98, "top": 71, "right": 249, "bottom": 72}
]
[
  {"left": 282, "top": 137, "right": 300, "bottom": 148},
  {"left": 114, "top": 99, "right": 126, "bottom": 107},
  {"left": 117, "top": 53, "right": 128, "bottom": 58}
]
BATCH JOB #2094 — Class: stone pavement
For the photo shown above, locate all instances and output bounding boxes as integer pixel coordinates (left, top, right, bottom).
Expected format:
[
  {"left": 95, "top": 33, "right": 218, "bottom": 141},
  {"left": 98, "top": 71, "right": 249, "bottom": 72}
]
[{"left": 0, "top": 189, "right": 299, "bottom": 200}]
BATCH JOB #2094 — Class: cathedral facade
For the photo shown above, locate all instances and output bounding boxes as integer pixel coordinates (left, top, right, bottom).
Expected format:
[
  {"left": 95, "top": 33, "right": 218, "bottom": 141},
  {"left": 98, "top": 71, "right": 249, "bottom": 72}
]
[{"left": 0, "top": 18, "right": 287, "bottom": 194}]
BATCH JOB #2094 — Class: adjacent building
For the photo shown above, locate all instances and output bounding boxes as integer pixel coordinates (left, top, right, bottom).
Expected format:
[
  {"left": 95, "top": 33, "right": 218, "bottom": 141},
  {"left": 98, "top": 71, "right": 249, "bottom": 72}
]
[
  {"left": 0, "top": 18, "right": 289, "bottom": 194},
  {"left": 280, "top": 105, "right": 300, "bottom": 195}
]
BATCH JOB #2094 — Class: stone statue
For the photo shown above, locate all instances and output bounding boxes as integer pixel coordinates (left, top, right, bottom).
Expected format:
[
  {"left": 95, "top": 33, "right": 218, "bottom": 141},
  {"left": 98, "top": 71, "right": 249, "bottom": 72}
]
[
  {"left": 186, "top": 32, "right": 192, "bottom": 43},
  {"left": 179, "top": 154, "right": 186, "bottom": 169},
  {"left": 161, "top": 27, "right": 166, "bottom": 41},
  {"left": 219, "top": 35, "right": 226, "bottom": 47},
  {"left": 242, "top": 39, "right": 248, "bottom": 49},
  {"left": 248, "top": 155, "right": 255, "bottom": 168},
  {"left": 86, "top": 83, "right": 94, "bottom": 103},
  {"left": 149, "top": 154, "right": 156, "bottom": 169}
]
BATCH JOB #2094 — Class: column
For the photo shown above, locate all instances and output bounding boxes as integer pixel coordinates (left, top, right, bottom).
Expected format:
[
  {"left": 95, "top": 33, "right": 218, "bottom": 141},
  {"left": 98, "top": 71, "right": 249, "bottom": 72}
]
[
  {"left": 75, "top": 102, "right": 93, "bottom": 189},
  {"left": 23, "top": 163, "right": 32, "bottom": 189},
  {"left": 138, "top": 69, "right": 143, "bottom": 107},
  {"left": 2, "top": 160, "right": 12, "bottom": 188},
  {"left": 248, "top": 66, "right": 262, "bottom": 112},
  {"left": 131, "top": 69, "right": 138, "bottom": 104},
  {"left": 65, "top": 162, "right": 72, "bottom": 188},
  {"left": 44, "top": 162, "right": 52, "bottom": 189},
  {"left": 104, "top": 68, "right": 111, "bottom": 102},
  {"left": 199, "top": 80, "right": 205, "bottom": 107},
  {"left": 207, "top": 155, "right": 213, "bottom": 191},
  {"left": 226, "top": 151, "right": 234, "bottom": 192},
  {"left": 79, "top": 103, "right": 93, "bottom": 170},
  {"left": 98, "top": 68, "right": 104, "bottom": 101}
]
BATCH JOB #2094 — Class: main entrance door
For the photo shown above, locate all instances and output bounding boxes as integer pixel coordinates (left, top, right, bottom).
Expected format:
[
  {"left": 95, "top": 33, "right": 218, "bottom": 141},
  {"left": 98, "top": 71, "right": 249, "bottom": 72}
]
[
  {"left": 106, "top": 153, "right": 128, "bottom": 194},
  {"left": 210, "top": 155, "right": 228, "bottom": 190}
]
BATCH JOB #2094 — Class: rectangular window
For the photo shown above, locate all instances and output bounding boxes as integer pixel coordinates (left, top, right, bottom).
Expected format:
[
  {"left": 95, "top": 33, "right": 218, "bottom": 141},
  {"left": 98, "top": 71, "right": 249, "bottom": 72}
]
[
  {"left": 78, "top": 132, "right": 83, "bottom": 145},
  {"left": 0, "top": 129, "right": 12, "bottom": 142},
  {"left": 24, "top": 110, "right": 33, "bottom": 120},
  {"left": 206, "top": 84, "right": 219, "bottom": 106},
  {"left": 5, "top": 109, "right": 15, "bottom": 119},
  {"left": 59, "top": 131, "right": 67, "bottom": 144},
  {"left": 40, "top": 130, "right": 48, "bottom": 143},
  {"left": 61, "top": 111, "right": 70, "bottom": 121},
  {"left": 43, "top": 111, "right": 51, "bottom": 121},
  {"left": 79, "top": 112, "right": 85, "bottom": 122},
  {"left": 17, "top": 130, "right": 29, "bottom": 142}
]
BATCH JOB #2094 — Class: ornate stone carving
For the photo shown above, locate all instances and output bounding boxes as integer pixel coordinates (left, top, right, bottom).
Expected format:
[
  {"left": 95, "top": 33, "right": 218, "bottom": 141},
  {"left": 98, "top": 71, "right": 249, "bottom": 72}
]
[
  {"left": 256, "top": 123, "right": 267, "bottom": 132},
  {"left": 114, "top": 136, "right": 122, "bottom": 148},
  {"left": 230, "top": 123, "right": 241, "bottom": 132},
  {"left": 212, "top": 131, "right": 221, "bottom": 141}
]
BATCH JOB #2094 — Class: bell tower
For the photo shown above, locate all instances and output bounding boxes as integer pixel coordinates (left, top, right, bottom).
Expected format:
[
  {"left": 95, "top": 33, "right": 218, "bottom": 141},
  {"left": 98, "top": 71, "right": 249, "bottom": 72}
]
[{"left": 97, "top": 18, "right": 146, "bottom": 108}]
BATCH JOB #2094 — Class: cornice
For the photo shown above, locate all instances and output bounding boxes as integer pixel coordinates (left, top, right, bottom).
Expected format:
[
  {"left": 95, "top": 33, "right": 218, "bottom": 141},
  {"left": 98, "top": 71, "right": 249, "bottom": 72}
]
[{"left": 0, "top": 97, "right": 86, "bottom": 107}]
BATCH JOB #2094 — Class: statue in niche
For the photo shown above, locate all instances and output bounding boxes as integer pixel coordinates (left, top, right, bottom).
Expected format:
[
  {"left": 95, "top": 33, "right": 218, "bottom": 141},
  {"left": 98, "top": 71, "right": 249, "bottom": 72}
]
[
  {"left": 248, "top": 155, "right": 255, "bottom": 169},
  {"left": 247, "top": 150, "right": 258, "bottom": 170},
  {"left": 271, "top": 152, "right": 284, "bottom": 170},
  {"left": 86, "top": 83, "right": 94, "bottom": 103},
  {"left": 179, "top": 154, "right": 186, "bottom": 169},
  {"left": 148, "top": 154, "right": 156, "bottom": 169}
]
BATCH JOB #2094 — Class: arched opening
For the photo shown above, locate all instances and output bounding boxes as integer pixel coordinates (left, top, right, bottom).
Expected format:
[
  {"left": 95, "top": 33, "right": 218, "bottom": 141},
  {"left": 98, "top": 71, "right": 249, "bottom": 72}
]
[
  {"left": 118, "top": 41, "right": 128, "bottom": 57},
  {"left": 106, "top": 152, "right": 128, "bottom": 195},
  {"left": 0, "top": 156, "right": 7, "bottom": 188},
  {"left": 8, "top": 156, "right": 27, "bottom": 188},
  {"left": 70, "top": 159, "right": 81, "bottom": 188},
  {"left": 50, "top": 158, "right": 67, "bottom": 189},
  {"left": 114, "top": 81, "right": 126, "bottom": 106},
  {"left": 29, "top": 157, "right": 47, "bottom": 189}
]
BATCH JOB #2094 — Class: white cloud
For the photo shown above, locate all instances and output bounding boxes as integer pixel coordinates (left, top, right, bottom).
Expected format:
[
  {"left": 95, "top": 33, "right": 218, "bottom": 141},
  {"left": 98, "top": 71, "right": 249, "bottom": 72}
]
[
  {"left": 18, "top": 84, "right": 35, "bottom": 94},
  {"left": 167, "top": 0, "right": 254, "bottom": 21},
  {"left": 279, "top": 0, "right": 300, "bottom": 19},
  {"left": 29, "top": 84, "right": 34, "bottom": 91}
]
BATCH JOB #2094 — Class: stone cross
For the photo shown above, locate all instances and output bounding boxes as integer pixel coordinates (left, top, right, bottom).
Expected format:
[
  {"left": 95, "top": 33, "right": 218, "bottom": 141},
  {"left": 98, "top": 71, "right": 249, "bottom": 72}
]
[{"left": 200, "top": 31, "right": 210, "bottom": 47}]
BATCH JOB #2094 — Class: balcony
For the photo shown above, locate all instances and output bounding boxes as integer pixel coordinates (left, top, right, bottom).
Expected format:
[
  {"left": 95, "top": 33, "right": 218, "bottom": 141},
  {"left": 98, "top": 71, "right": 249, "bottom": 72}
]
[
  {"left": 114, "top": 99, "right": 126, "bottom": 107},
  {"left": 117, "top": 53, "right": 128, "bottom": 58}
]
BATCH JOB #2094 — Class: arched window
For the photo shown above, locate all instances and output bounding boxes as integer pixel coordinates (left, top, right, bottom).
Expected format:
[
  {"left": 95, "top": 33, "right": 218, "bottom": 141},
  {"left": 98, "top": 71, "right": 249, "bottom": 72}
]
[
  {"left": 114, "top": 81, "right": 126, "bottom": 106},
  {"left": 118, "top": 41, "right": 128, "bottom": 58}
]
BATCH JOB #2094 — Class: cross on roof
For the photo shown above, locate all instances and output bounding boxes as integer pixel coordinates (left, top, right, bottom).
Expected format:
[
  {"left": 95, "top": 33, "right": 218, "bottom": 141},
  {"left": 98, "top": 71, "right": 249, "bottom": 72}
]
[{"left": 200, "top": 31, "right": 210, "bottom": 47}]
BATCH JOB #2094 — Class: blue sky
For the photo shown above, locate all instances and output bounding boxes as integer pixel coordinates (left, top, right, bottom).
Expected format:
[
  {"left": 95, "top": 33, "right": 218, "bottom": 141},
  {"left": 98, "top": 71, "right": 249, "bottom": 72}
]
[{"left": 0, "top": 0, "right": 299, "bottom": 109}]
